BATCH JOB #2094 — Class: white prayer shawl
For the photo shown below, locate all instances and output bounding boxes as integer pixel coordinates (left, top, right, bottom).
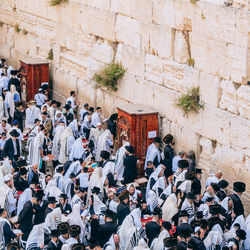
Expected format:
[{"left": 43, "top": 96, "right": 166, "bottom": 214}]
[
  {"left": 1, "top": 158, "right": 13, "bottom": 176},
  {"left": 44, "top": 207, "right": 62, "bottom": 231},
  {"left": 133, "top": 238, "right": 150, "bottom": 250},
  {"left": 25, "top": 105, "right": 40, "bottom": 128},
  {"left": 109, "top": 199, "right": 119, "bottom": 214},
  {"left": 68, "top": 119, "right": 78, "bottom": 137},
  {"left": 146, "top": 165, "right": 163, "bottom": 199},
  {"left": 96, "top": 129, "right": 113, "bottom": 162},
  {"left": 17, "top": 188, "right": 32, "bottom": 215},
  {"left": 0, "top": 217, "right": 12, "bottom": 247},
  {"left": 58, "top": 175, "right": 65, "bottom": 191},
  {"left": 174, "top": 169, "right": 187, "bottom": 186},
  {"left": 144, "top": 143, "right": 161, "bottom": 169},
  {"left": 0, "top": 96, "right": 8, "bottom": 121},
  {"left": 178, "top": 180, "right": 192, "bottom": 193},
  {"left": 0, "top": 183, "right": 11, "bottom": 212},
  {"left": 203, "top": 230, "right": 223, "bottom": 250},
  {"left": 224, "top": 228, "right": 236, "bottom": 242},
  {"left": 26, "top": 223, "right": 45, "bottom": 250},
  {"left": 130, "top": 208, "right": 142, "bottom": 229},
  {"left": 89, "top": 127, "right": 104, "bottom": 151},
  {"left": 62, "top": 178, "right": 74, "bottom": 202},
  {"left": 51, "top": 125, "right": 65, "bottom": 161},
  {"left": 87, "top": 167, "right": 103, "bottom": 204},
  {"left": 198, "top": 203, "right": 211, "bottom": 220},
  {"left": 147, "top": 190, "right": 158, "bottom": 212},
  {"left": 152, "top": 176, "right": 166, "bottom": 198},
  {"left": 64, "top": 161, "right": 82, "bottom": 179},
  {"left": 53, "top": 110, "right": 66, "bottom": 129},
  {"left": 119, "top": 212, "right": 139, "bottom": 250},
  {"left": 245, "top": 215, "right": 250, "bottom": 250},
  {"left": 69, "top": 138, "right": 84, "bottom": 161},
  {"left": 162, "top": 193, "right": 178, "bottom": 222},
  {"left": 101, "top": 161, "right": 115, "bottom": 186},
  {"left": 45, "top": 180, "right": 62, "bottom": 201},
  {"left": 71, "top": 194, "right": 82, "bottom": 208},
  {"left": 68, "top": 203, "right": 85, "bottom": 241},
  {"left": 231, "top": 215, "right": 245, "bottom": 230},
  {"left": 7, "top": 66, "right": 13, "bottom": 78},
  {"left": 150, "top": 229, "right": 170, "bottom": 250},
  {"left": 7, "top": 126, "right": 23, "bottom": 141},
  {"left": 29, "top": 131, "right": 45, "bottom": 165},
  {"left": 62, "top": 238, "right": 78, "bottom": 250},
  {"left": 181, "top": 198, "right": 194, "bottom": 222},
  {"left": 115, "top": 141, "right": 130, "bottom": 181},
  {"left": 127, "top": 184, "right": 141, "bottom": 209},
  {"left": 5, "top": 88, "right": 18, "bottom": 118},
  {"left": 59, "top": 127, "right": 74, "bottom": 164},
  {"left": 27, "top": 126, "right": 39, "bottom": 154},
  {"left": 93, "top": 193, "right": 106, "bottom": 215},
  {"left": 221, "top": 197, "right": 231, "bottom": 212}
]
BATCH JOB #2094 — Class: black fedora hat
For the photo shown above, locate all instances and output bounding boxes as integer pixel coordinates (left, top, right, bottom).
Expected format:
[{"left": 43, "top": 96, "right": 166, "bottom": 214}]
[
  {"left": 186, "top": 192, "right": 196, "bottom": 200},
  {"left": 196, "top": 211, "right": 203, "bottom": 219},
  {"left": 218, "top": 180, "right": 229, "bottom": 189},
  {"left": 58, "top": 222, "right": 69, "bottom": 234},
  {"left": 92, "top": 186, "right": 100, "bottom": 194},
  {"left": 185, "top": 171, "right": 195, "bottom": 181},
  {"left": 51, "top": 229, "right": 60, "bottom": 237},
  {"left": 59, "top": 193, "right": 68, "bottom": 199},
  {"left": 9, "top": 129, "right": 20, "bottom": 137},
  {"left": 209, "top": 204, "right": 222, "bottom": 215},
  {"left": 233, "top": 182, "right": 246, "bottom": 193},
  {"left": 195, "top": 168, "right": 203, "bottom": 174},
  {"left": 72, "top": 243, "right": 85, "bottom": 250},
  {"left": 236, "top": 229, "right": 246, "bottom": 240},
  {"left": 125, "top": 145, "right": 135, "bottom": 154},
  {"left": 179, "top": 210, "right": 189, "bottom": 218},
  {"left": 178, "top": 160, "right": 189, "bottom": 169},
  {"left": 105, "top": 209, "right": 115, "bottom": 218},
  {"left": 164, "top": 237, "right": 177, "bottom": 248},
  {"left": 19, "top": 167, "right": 28, "bottom": 175},
  {"left": 48, "top": 196, "right": 57, "bottom": 203},
  {"left": 153, "top": 137, "right": 162, "bottom": 143},
  {"left": 100, "top": 150, "right": 110, "bottom": 160},
  {"left": 69, "top": 225, "right": 81, "bottom": 236}
]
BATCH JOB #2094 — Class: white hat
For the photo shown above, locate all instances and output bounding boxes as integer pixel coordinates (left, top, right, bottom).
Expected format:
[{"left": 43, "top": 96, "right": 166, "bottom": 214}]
[
  {"left": 41, "top": 82, "right": 48, "bottom": 86},
  {"left": 4, "top": 175, "right": 11, "bottom": 182},
  {"left": 194, "top": 226, "right": 201, "bottom": 233},
  {"left": 96, "top": 122, "right": 102, "bottom": 126}
]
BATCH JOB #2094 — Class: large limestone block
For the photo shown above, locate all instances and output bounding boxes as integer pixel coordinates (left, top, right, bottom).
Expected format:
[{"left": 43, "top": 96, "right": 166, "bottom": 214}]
[
  {"left": 237, "top": 85, "right": 250, "bottom": 119},
  {"left": 115, "top": 15, "right": 141, "bottom": 49},
  {"left": 182, "top": 65, "right": 200, "bottom": 90},
  {"left": 163, "top": 61, "right": 184, "bottom": 91},
  {"left": 91, "top": 39, "right": 114, "bottom": 64},
  {"left": 201, "top": 106, "right": 231, "bottom": 146},
  {"left": 0, "top": 45, "right": 11, "bottom": 61},
  {"left": 219, "top": 80, "right": 238, "bottom": 114},
  {"left": 174, "top": 31, "right": 189, "bottom": 64},
  {"left": 0, "top": 25, "right": 7, "bottom": 45},
  {"left": 145, "top": 54, "right": 164, "bottom": 85},
  {"left": 81, "top": 6, "right": 116, "bottom": 41},
  {"left": 7, "top": 27, "right": 14, "bottom": 48},
  {"left": 149, "top": 23, "right": 172, "bottom": 59},
  {"left": 230, "top": 115, "right": 250, "bottom": 149},
  {"left": 87, "top": 0, "right": 110, "bottom": 11},
  {"left": 111, "top": 0, "right": 152, "bottom": 21},
  {"left": 115, "top": 43, "right": 145, "bottom": 77}
]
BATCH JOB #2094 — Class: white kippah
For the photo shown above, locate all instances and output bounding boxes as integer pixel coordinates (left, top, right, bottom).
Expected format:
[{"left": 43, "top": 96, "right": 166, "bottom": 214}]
[
  {"left": 4, "top": 175, "right": 11, "bottom": 182},
  {"left": 194, "top": 226, "right": 201, "bottom": 233}
]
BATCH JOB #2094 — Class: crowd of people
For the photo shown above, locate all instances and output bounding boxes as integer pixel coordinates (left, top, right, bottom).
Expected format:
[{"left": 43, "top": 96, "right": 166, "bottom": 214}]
[{"left": 0, "top": 61, "right": 249, "bottom": 250}]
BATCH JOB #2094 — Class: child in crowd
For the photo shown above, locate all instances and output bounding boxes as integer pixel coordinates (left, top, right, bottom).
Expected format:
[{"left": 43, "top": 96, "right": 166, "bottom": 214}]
[{"left": 77, "top": 167, "right": 89, "bottom": 190}]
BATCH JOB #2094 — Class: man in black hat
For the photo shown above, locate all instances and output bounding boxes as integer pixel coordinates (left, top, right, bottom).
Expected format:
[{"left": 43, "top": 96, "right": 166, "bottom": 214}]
[
  {"left": 17, "top": 194, "right": 38, "bottom": 241},
  {"left": 117, "top": 189, "right": 130, "bottom": 226},
  {"left": 97, "top": 209, "right": 118, "bottom": 247},
  {"left": 15, "top": 167, "right": 29, "bottom": 191},
  {"left": 64, "top": 225, "right": 81, "bottom": 247},
  {"left": 208, "top": 204, "right": 225, "bottom": 232},
  {"left": 176, "top": 223, "right": 191, "bottom": 249},
  {"left": 44, "top": 196, "right": 57, "bottom": 218},
  {"left": 164, "top": 237, "right": 177, "bottom": 249},
  {"left": 228, "top": 229, "right": 246, "bottom": 249},
  {"left": 63, "top": 104, "right": 74, "bottom": 126},
  {"left": 123, "top": 145, "right": 140, "bottom": 184},
  {"left": 180, "top": 192, "right": 195, "bottom": 222},
  {"left": 173, "top": 159, "right": 189, "bottom": 186},
  {"left": 163, "top": 134, "right": 175, "bottom": 177},
  {"left": 13, "top": 102, "right": 24, "bottom": 132},
  {"left": 8, "top": 70, "right": 21, "bottom": 96},
  {"left": 191, "top": 168, "right": 202, "bottom": 195},
  {"left": 3, "top": 129, "right": 21, "bottom": 169},
  {"left": 189, "top": 226, "right": 206, "bottom": 250},
  {"left": 217, "top": 179, "right": 229, "bottom": 201},
  {"left": 145, "top": 207, "right": 161, "bottom": 247},
  {"left": 47, "top": 229, "right": 62, "bottom": 249},
  {"left": 57, "top": 194, "right": 72, "bottom": 214},
  {"left": 58, "top": 222, "right": 69, "bottom": 244},
  {"left": 229, "top": 181, "right": 246, "bottom": 217}
]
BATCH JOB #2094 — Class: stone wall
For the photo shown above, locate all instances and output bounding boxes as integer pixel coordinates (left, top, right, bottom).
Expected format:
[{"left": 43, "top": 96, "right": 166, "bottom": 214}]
[{"left": 0, "top": 0, "right": 250, "bottom": 210}]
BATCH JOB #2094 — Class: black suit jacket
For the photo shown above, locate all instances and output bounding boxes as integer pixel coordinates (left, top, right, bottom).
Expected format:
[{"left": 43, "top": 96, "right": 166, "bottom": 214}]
[
  {"left": 14, "top": 109, "right": 24, "bottom": 131},
  {"left": 189, "top": 236, "right": 206, "bottom": 250},
  {"left": 117, "top": 202, "right": 130, "bottom": 226},
  {"left": 47, "top": 240, "right": 63, "bottom": 250},
  {"left": 3, "top": 138, "right": 20, "bottom": 162},
  {"left": 229, "top": 193, "right": 244, "bottom": 216},
  {"left": 98, "top": 222, "right": 118, "bottom": 247},
  {"left": 17, "top": 200, "right": 34, "bottom": 240},
  {"left": 145, "top": 221, "right": 161, "bottom": 247},
  {"left": 44, "top": 207, "right": 53, "bottom": 218},
  {"left": 56, "top": 203, "right": 72, "bottom": 214}
]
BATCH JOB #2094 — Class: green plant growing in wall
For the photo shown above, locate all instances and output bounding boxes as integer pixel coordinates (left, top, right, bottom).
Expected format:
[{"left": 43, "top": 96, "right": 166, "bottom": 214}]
[
  {"left": 50, "top": 0, "right": 68, "bottom": 6},
  {"left": 187, "top": 58, "right": 195, "bottom": 67},
  {"left": 23, "top": 29, "right": 28, "bottom": 35},
  {"left": 47, "top": 49, "right": 54, "bottom": 60},
  {"left": 176, "top": 87, "right": 204, "bottom": 117},
  {"left": 93, "top": 60, "right": 127, "bottom": 92},
  {"left": 14, "top": 24, "right": 21, "bottom": 33}
]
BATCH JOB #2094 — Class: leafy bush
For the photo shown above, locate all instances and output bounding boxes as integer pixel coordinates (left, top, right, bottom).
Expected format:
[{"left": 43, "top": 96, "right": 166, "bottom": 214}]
[
  {"left": 14, "top": 24, "right": 21, "bottom": 33},
  {"left": 176, "top": 87, "right": 204, "bottom": 117},
  {"left": 50, "top": 0, "right": 68, "bottom": 6},
  {"left": 47, "top": 49, "right": 54, "bottom": 60},
  {"left": 93, "top": 60, "right": 126, "bottom": 91}
]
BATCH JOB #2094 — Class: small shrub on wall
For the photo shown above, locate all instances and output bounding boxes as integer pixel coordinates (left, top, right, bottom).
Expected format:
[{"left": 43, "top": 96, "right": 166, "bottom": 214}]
[
  {"left": 14, "top": 24, "right": 21, "bottom": 33},
  {"left": 93, "top": 60, "right": 126, "bottom": 92},
  {"left": 176, "top": 87, "right": 204, "bottom": 117},
  {"left": 50, "top": 0, "right": 68, "bottom": 6},
  {"left": 47, "top": 49, "right": 54, "bottom": 60}
]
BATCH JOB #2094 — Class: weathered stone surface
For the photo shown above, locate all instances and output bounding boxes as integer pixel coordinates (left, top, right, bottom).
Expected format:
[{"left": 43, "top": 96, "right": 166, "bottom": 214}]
[{"left": 237, "top": 85, "right": 250, "bottom": 119}]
